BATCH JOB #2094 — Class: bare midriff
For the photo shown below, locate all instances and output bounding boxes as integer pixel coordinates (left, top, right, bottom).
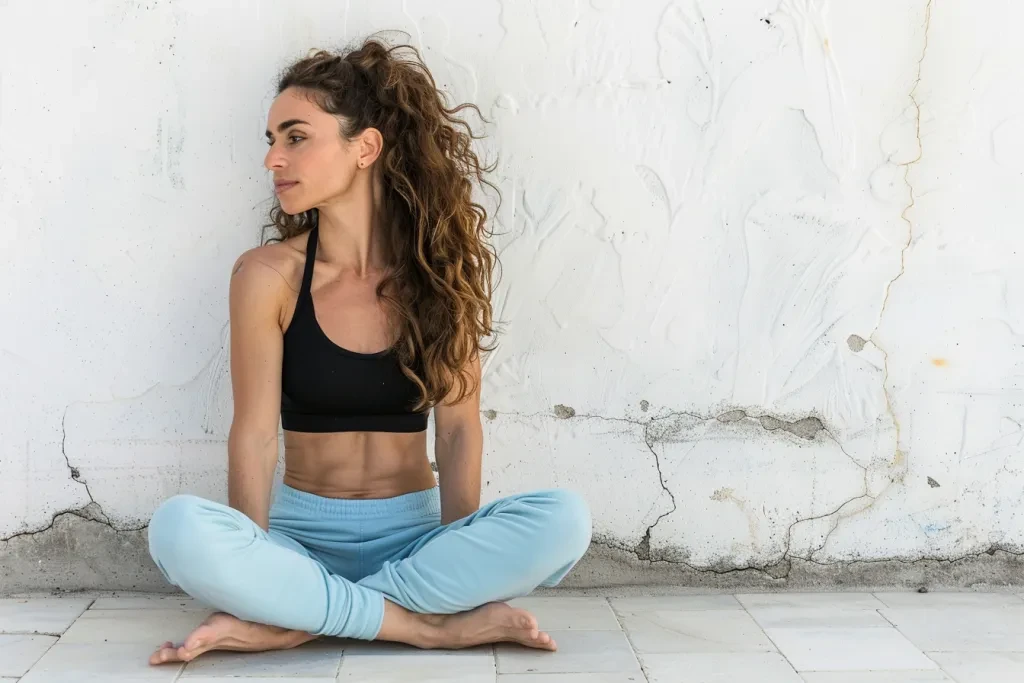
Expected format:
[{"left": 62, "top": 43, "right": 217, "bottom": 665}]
[{"left": 282, "top": 429, "right": 436, "bottom": 499}]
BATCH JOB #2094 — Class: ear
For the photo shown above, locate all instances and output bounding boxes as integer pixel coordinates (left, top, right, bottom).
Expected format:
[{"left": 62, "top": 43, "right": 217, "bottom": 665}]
[{"left": 356, "top": 127, "right": 383, "bottom": 169}]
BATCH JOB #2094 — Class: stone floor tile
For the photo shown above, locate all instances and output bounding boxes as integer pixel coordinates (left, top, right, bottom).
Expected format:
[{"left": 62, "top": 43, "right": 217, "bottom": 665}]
[
  {"left": 926, "top": 651, "right": 1024, "bottom": 683},
  {"left": 619, "top": 609, "right": 775, "bottom": 654},
  {"left": 498, "top": 674, "right": 645, "bottom": 682},
  {"left": 747, "top": 607, "right": 891, "bottom": 629},
  {"left": 19, "top": 642, "right": 183, "bottom": 682},
  {"left": 800, "top": 672, "right": 953, "bottom": 682},
  {"left": 58, "top": 608, "right": 207, "bottom": 644},
  {"left": 338, "top": 638, "right": 493, "bottom": 656},
  {"left": 91, "top": 595, "right": 207, "bottom": 610},
  {"left": 337, "top": 653, "right": 497, "bottom": 682},
  {"left": 606, "top": 593, "right": 745, "bottom": 614},
  {"left": 0, "top": 634, "right": 57, "bottom": 677},
  {"left": 508, "top": 597, "right": 621, "bottom": 630},
  {"left": 183, "top": 679, "right": 332, "bottom": 683},
  {"left": 737, "top": 593, "right": 886, "bottom": 610},
  {"left": 873, "top": 592, "right": 1024, "bottom": 609},
  {"left": 765, "top": 627, "right": 938, "bottom": 672},
  {"left": 496, "top": 630, "right": 640, "bottom": 675},
  {"left": 880, "top": 607, "right": 1024, "bottom": 651},
  {"left": 610, "top": 595, "right": 743, "bottom": 613},
  {"left": 640, "top": 652, "right": 803, "bottom": 682},
  {"left": 179, "top": 639, "right": 342, "bottom": 678},
  {"left": 0, "top": 598, "right": 92, "bottom": 635}
]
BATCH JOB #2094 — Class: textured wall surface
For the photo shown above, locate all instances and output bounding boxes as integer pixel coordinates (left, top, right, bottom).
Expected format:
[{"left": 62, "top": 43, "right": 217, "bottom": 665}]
[{"left": 2, "top": 0, "right": 1022, "bottom": 592}]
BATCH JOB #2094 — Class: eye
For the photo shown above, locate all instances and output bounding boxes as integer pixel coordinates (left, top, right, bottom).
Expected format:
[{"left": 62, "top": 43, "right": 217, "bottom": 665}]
[{"left": 265, "top": 136, "right": 305, "bottom": 147}]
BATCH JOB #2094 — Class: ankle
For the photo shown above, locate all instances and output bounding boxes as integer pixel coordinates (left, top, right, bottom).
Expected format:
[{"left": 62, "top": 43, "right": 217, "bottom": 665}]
[
  {"left": 412, "top": 613, "right": 447, "bottom": 649},
  {"left": 241, "top": 619, "right": 314, "bottom": 648},
  {"left": 290, "top": 631, "right": 318, "bottom": 648}
]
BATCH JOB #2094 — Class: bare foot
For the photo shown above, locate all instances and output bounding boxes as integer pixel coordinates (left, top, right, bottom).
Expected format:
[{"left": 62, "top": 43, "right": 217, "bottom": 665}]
[
  {"left": 149, "top": 612, "right": 317, "bottom": 665},
  {"left": 423, "top": 602, "right": 557, "bottom": 651}
]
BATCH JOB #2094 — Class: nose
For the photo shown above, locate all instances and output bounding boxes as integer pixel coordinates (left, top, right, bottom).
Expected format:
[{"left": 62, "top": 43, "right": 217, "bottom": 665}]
[{"left": 264, "top": 142, "right": 286, "bottom": 172}]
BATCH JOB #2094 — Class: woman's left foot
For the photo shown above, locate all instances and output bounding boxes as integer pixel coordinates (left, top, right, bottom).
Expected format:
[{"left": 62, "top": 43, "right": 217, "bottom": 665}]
[
  {"left": 424, "top": 602, "right": 557, "bottom": 651},
  {"left": 149, "top": 612, "right": 316, "bottom": 665}
]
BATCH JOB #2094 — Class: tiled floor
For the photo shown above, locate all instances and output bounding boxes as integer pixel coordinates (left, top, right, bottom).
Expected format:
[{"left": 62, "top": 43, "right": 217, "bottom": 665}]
[{"left": 1, "top": 591, "right": 1023, "bottom": 681}]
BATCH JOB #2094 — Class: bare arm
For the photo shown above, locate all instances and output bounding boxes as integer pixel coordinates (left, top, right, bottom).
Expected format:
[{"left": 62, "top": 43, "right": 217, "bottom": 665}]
[
  {"left": 433, "top": 353, "right": 484, "bottom": 525},
  {"left": 226, "top": 253, "right": 286, "bottom": 531}
]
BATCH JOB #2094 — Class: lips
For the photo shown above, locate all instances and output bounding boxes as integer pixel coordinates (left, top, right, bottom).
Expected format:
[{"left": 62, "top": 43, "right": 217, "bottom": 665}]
[{"left": 274, "top": 180, "right": 298, "bottom": 193}]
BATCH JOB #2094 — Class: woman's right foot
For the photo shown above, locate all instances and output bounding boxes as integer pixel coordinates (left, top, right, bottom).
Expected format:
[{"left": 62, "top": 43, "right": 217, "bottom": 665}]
[
  {"left": 149, "top": 612, "right": 316, "bottom": 665},
  {"left": 422, "top": 602, "right": 557, "bottom": 651}
]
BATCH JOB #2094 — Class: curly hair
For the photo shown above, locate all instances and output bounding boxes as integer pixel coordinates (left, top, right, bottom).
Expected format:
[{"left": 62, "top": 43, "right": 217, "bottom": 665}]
[{"left": 263, "top": 37, "right": 500, "bottom": 411}]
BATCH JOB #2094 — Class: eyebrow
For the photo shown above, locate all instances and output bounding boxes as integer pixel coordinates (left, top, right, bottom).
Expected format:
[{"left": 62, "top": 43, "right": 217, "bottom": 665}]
[{"left": 265, "top": 119, "right": 310, "bottom": 138}]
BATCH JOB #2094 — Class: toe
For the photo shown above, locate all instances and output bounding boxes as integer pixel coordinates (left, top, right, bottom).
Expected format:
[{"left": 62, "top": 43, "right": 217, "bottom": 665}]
[{"left": 183, "top": 628, "right": 212, "bottom": 657}]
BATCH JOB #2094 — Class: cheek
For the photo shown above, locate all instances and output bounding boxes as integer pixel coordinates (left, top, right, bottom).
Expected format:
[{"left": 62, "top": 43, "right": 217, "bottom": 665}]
[
  {"left": 280, "top": 142, "right": 355, "bottom": 209},
  {"left": 311, "top": 148, "right": 356, "bottom": 196}
]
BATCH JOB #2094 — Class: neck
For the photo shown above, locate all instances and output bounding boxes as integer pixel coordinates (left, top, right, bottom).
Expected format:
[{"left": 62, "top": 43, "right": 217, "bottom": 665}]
[{"left": 314, "top": 176, "right": 387, "bottom": 277}]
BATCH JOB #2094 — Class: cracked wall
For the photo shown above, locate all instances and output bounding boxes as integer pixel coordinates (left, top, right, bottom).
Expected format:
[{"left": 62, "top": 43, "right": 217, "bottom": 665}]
[{"left": 2, "top": 0, "right": 1024, "bottom": 593}]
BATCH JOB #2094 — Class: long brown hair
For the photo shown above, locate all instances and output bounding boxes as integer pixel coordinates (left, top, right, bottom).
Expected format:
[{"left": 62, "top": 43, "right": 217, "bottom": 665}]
[{"left": 263, "top": 37, "right": 500, "bottom": 411}]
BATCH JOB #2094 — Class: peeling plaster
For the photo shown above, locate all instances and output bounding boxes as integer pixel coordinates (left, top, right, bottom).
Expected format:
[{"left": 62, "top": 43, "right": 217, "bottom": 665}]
[
  {"left": 553, "top": 404, "right": 577, "bottom": 419},
  {"left": 715, "top": 409, "right": 825, "bottom": 441}
]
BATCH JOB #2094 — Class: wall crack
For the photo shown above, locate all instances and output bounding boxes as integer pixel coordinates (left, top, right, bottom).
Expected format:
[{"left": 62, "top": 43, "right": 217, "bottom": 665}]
[
  {"left": 0, "top": 504, "right": 146, "bottom": 544},
  {"left": 863, "top": 0, "right": 934, "bottom": 495},
  {"left": 489, "top": 405, "right": 849, "bottom": 564},
  {"left": 61, "top": 404, "right": 109, "bottom": 525},
  {"left": 592, "top": 535, "right": 1023, "bottom": 579},
  {"left": 635, "top": 422, "right": 678, "bottom": 561}
]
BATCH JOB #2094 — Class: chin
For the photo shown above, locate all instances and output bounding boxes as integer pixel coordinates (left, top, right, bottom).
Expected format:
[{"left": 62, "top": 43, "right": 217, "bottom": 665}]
[{"left": 279, "top": 198, "right": 311, "bottom": 216}]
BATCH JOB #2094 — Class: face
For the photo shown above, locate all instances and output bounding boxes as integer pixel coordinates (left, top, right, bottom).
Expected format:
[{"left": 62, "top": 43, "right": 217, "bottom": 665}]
[{"left": 264, "top": 87, "right": 378, "bottom": 215}]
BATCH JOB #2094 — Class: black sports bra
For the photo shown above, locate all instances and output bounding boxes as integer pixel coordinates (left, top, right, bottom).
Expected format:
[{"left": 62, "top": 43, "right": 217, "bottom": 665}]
[{"left": 280, "top": 226, "right": 429, "bottom": 433}]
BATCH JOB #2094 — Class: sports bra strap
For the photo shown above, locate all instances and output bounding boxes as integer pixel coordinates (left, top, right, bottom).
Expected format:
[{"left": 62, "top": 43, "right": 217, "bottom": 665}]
[{"left": 299, "top": 225, "right": 318, "bottom": 300}]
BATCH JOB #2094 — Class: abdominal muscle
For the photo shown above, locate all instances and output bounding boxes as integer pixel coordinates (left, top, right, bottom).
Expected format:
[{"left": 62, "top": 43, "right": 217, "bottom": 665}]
[{"left": 282, "top": 429, "right": 437, "bottom": 499}]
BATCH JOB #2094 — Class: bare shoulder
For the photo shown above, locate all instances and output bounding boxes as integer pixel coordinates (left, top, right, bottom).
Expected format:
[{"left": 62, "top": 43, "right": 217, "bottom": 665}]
[{"left": 229, "top": 237, "right": 306, "bottom": 298}]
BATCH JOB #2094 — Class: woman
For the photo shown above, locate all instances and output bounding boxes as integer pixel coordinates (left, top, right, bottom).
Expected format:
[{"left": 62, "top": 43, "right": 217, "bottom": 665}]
[{"left": 146, "top": 38, "right": 591, "bottom": 665}]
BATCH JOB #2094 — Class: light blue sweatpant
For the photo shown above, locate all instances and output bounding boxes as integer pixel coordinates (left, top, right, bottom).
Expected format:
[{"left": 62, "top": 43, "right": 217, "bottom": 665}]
[{"left": 147, "top": 484, "right": 591, "bottom": 640}]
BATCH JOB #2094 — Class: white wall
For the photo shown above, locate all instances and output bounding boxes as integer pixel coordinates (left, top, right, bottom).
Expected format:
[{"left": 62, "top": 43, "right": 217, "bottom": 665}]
[{"left": 2, "top": 0, "right": 1023, "bottom": 585}]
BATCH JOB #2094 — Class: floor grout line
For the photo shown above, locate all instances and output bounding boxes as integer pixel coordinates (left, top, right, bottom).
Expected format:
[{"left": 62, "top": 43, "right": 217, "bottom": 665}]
[
  {"left": 873, "top": 599, "right": 950, "bottom": 677},
  {"left": 605, "top": 595, "right": 650, "bottom": 683},
  {"left": 737, "top": 596, "right": 806, "bottom": 678},
  {"left": 333, "top": 643, "right": 344, "bottom": 679}
]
